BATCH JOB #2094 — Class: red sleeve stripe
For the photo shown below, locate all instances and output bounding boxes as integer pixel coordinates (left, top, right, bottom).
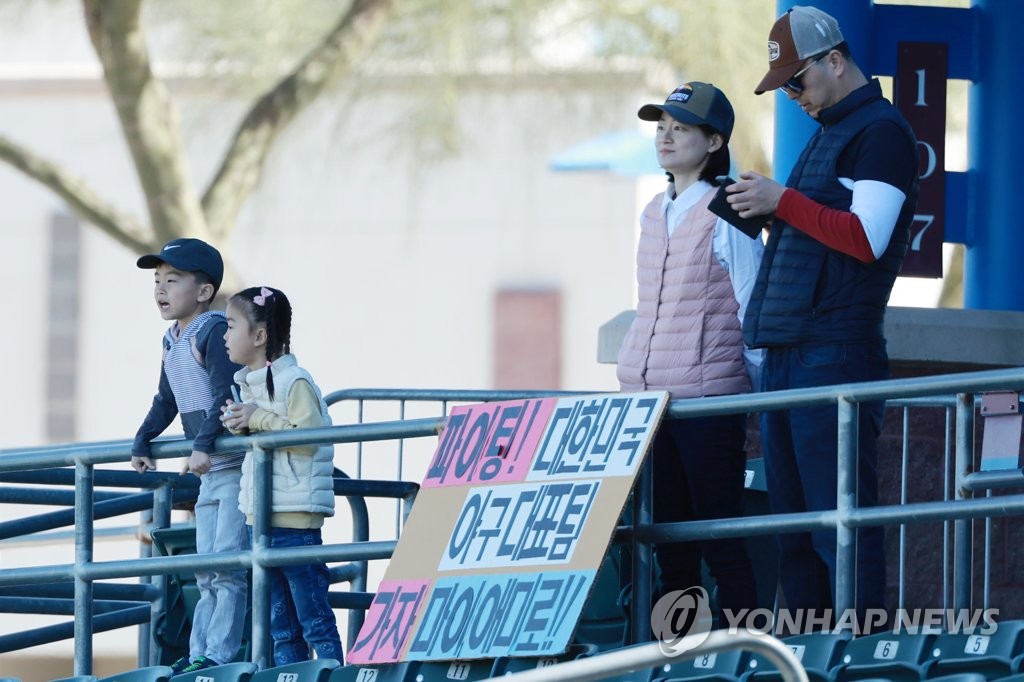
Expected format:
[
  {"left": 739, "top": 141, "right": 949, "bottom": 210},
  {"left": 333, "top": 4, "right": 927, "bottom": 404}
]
[{"left": 776, "top": 188, "right": 876, "bottom": 263}]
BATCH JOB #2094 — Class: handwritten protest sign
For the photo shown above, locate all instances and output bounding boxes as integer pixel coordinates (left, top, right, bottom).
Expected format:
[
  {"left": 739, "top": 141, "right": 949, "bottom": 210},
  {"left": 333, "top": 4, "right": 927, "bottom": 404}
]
[{"left": 348, "top": 391, "right": 668, "bottom": 664}]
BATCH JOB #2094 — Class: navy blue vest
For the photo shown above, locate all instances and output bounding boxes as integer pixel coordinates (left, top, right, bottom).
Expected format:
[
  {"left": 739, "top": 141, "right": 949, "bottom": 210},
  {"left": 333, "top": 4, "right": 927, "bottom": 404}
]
[{"left": 743, "top": 88, "right": 918, "bottom": 348}]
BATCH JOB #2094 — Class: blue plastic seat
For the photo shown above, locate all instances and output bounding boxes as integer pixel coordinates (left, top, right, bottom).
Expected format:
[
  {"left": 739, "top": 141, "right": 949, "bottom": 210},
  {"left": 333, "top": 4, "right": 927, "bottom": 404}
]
[
  {"left": 837, "top": 631, "right": 937, "bottom": 682},
  {"left": 924, "top": 620, "right": 1024, "bottom": 680},
  {"left": 49, "top": 677, "right": 98, "bottom": 682},
  {"left": 94, "top": 666, "right": 175, "bottom": 682},
  {"left": 170, "top": 661, "right": 258, "bottom": 682},
  {"left": 743, "top": 631, "right": 850, "bottom": 682},
  {"left": 494, "top": 642, "right": 599, "bottom": 675},
  {"left": 150, "top": 526, "right": 253, "bottom": 667},
  {"left": 408, "top": 659, "right": 498, "bottom": 682},
  {"left": 926, "top": 674, "right": 988, "bottom": 682},
  {"left": 327, "top": 662, "right": 418, "bottom": 682},
  {"left": 652, "top": 645, "right": 749, "bottom": 682},
  {"left": 250, "top": 659, "right": 341, "bottom": 682},
  {"left": 573, "top": 543, "right": 631, "bottom": 654},
  {"left": 981, "top": 674, "right": 1024, "bottom": 682}
]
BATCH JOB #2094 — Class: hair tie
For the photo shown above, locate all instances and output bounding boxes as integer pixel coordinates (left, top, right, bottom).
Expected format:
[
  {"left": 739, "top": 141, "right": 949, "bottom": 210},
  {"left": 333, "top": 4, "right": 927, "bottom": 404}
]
[
  {"left": 266, "top": 361, "right": 272, "bottom": 368},
  {"left": 253, "top": 287, "right": 273, "bottom": 306}
]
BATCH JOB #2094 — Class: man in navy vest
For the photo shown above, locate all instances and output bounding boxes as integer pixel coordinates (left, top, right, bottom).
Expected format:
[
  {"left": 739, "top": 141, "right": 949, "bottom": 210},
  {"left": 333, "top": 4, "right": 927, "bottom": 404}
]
[{"left": 723, "top": 5, "right": 919, "bottom": 632}]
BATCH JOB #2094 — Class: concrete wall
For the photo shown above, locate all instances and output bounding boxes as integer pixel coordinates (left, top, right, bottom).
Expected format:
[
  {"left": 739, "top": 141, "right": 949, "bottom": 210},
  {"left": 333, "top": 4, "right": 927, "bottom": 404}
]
[{"left": 598, "top": 306, "right": 1024, "bottom": 369}]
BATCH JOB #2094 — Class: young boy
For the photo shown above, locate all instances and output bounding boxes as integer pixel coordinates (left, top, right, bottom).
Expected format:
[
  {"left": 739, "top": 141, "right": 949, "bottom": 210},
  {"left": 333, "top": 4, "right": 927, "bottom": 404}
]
[{"left": 131, "top": 237, "right": 249, "bottom": 674}]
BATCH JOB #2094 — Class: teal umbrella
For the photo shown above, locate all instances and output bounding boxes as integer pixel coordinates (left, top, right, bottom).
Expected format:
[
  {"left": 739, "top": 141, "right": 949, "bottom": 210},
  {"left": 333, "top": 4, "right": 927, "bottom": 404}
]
[{"left": 549, "top": 130, "right": 663, "bottom": 177}]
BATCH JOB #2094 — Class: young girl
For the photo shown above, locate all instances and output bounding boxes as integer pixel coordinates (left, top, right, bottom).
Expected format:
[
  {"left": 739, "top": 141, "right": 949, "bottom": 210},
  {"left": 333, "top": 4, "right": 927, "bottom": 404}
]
[{"left": 220, "top": 285, "right": 343, "bottom": 666}]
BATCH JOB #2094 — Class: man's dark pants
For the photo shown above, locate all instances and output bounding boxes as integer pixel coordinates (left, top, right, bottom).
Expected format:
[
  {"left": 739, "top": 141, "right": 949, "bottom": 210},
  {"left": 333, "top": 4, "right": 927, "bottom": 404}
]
[{"left": 760, "top": 342, "right": 889, "bottom": 624}]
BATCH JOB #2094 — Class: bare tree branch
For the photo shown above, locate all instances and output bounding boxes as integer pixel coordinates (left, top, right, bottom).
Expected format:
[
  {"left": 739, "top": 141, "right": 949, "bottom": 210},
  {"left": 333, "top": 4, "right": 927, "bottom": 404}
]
[
  {"left": 0, "top": 132, "right": 152, "bottom": 253},
  {"left": 83, "top": 0, "right": 209, "bottom": 246},
  {"left": 200, "top": 0, "right": 394, "bottom": 239}
]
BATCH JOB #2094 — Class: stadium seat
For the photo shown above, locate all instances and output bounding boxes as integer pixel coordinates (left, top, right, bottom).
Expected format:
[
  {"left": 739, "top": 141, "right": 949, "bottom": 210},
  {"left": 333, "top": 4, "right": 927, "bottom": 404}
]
[
  {"left": 327, "top": 662, "right": 418, "bottom": 682},
  {"left": 924, "top": 620, "right": 1024, "bottom": 680},
  {"left": 250, "top": 659, "right": 341, "bottom": 682},
  {"left": 94, "top": 666, "right": 175, "bottom": 682},
  {"left": 585, "top": 641, "right": 674, "bottom": 682},
  {"left": 926, "top": 674, "right": 988, "bottom": 682},
  {"left": 986, "top": 674, "right": 1024, "bottom": 682},
  {"left": 49, "top": 677, "right": 98, "bottom": 682},
  {"left": 150, "top": 526, "right": 254, "bottom": 667},
  {"left": 494, "top": 642, "right": 599, "bottom": 675},
  {"left": 408, "top": 659, "right": 498, "bottom": 682},
  {"left": 573, "top": 540, "right": 631, "bottom": 654},
  {"left": 837, "top": 631, "right": 937, "bottom": 682},
  {"left": 170, "top": 661, "right": 258, "bottom": 682},
  {"left": 651, "top": 645, "right": 749, "bottom": 682},
  {"left": 742, "top": 631, "right": 850, "bottom": 682},
  {"left": 150, "top": 526, "right": 202, "bottom": 665}
]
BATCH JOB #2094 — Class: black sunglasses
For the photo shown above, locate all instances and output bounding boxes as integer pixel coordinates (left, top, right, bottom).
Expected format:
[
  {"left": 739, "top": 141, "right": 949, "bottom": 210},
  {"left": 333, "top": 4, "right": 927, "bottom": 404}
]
[{"left": 781, "top": 50, "right": 831, "bottom": 94}]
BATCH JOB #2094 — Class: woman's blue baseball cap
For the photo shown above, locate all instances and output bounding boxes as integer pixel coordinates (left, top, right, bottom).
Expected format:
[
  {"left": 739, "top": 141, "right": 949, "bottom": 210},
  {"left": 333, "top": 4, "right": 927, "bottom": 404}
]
[{"left": 638, "top": 81, "right": 735, "bottom": 142}]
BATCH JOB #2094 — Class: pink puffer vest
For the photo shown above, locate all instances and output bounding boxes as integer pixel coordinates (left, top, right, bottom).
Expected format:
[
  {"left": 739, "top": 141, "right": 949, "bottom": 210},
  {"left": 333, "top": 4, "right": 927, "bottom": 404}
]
[{"left": 617, "top": 188, "right": 750, "bottom": 399}]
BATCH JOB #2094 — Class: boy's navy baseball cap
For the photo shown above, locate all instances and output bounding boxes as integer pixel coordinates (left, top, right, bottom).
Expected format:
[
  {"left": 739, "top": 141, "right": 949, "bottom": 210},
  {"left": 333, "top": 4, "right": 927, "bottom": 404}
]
[
  {"left": 637, "top": 82, "right": 735, "bottom": 142},
  {"left": 755, "top": 5, "right": 844, "bottom": 94},
  {"left": 137, "top": 238, "right": 224, "bottom": 288}
]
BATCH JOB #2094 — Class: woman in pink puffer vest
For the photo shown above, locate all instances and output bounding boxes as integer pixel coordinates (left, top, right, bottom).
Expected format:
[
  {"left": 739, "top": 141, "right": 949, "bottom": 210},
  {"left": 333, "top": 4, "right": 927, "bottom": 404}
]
[{"left": 617, "top": 82, "right": 765, "bottom": 623}]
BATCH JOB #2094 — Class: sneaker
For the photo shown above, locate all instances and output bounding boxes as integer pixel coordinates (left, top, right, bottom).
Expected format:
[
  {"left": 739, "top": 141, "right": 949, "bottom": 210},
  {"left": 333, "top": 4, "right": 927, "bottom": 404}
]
[
  {"left": 169, "top": 656, "right": 192, "bottom": 674},
  {"left": 180, "top": 656, "right": 220, "bottom": 673}
]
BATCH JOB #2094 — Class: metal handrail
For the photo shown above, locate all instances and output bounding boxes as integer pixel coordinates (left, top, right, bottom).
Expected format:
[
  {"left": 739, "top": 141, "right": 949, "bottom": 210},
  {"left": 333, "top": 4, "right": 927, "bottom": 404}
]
[
  {"left": 489, "top": 630, "right": 808, "bottom": 682},
  {"left": 323, "top": 368, "right": 1024, "bottom": 618},
  {"left": 2, "top": 365, "right": 1024, "bottom": 674},
  {"left": 0, "top": 419, "right": 435, "bottom": 672}
]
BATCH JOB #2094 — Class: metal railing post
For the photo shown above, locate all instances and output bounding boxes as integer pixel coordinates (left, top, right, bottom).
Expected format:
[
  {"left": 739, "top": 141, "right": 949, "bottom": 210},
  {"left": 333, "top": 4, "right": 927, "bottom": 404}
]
[
  {"left": 943, "top": 405, "right": 953, "bottom": 611},
  {"left": 338, "top": 473, "right": 371, "bottom": 647},
  {"left": 834, "top": 397, "right": 857, "bottom": 616},
  {"left": 73, "top": 459, "right": 94, "bottom": 676},
  {"left": 251, "top": 445, "right": 272, "bottom": 670},
  {"left": 631, "top": 457, "right": 654, "bottom": 645},
  {"left": 141, "top": 481, "right": 172, "bottom": 666},
  {"left": 898, "top": 405, "right": 910, "bottom": 611},
  {"left": 954, "top": 392, "right": 974, "bottom": 611}
]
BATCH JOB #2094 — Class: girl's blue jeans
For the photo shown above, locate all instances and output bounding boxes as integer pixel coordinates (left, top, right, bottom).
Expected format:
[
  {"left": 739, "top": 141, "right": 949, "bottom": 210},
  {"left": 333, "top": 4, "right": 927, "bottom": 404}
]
[{"left": 253, "top": 526, "right": 344, "bottom": 666}]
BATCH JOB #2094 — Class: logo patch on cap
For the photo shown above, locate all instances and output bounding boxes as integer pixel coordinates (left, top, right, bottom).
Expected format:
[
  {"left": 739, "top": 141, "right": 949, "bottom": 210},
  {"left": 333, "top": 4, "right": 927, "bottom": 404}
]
[
  {"left": 767, "top": 40, "right": 780, "bottom": 62},
  {"left": 666, "top": 84, "right": 693, "bottom": 103}
]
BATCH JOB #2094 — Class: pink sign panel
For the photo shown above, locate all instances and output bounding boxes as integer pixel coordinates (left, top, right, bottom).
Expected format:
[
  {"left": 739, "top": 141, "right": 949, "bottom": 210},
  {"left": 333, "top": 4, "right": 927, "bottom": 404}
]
[
  {"left": 422, "top": 398, "right": 557, "bottom": 488},
  {"left": 351, "top": 392, "right": 669, "bottom": 664},
  {"left": 347, "top": 579, "right": 431, "bottom": 664}
]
